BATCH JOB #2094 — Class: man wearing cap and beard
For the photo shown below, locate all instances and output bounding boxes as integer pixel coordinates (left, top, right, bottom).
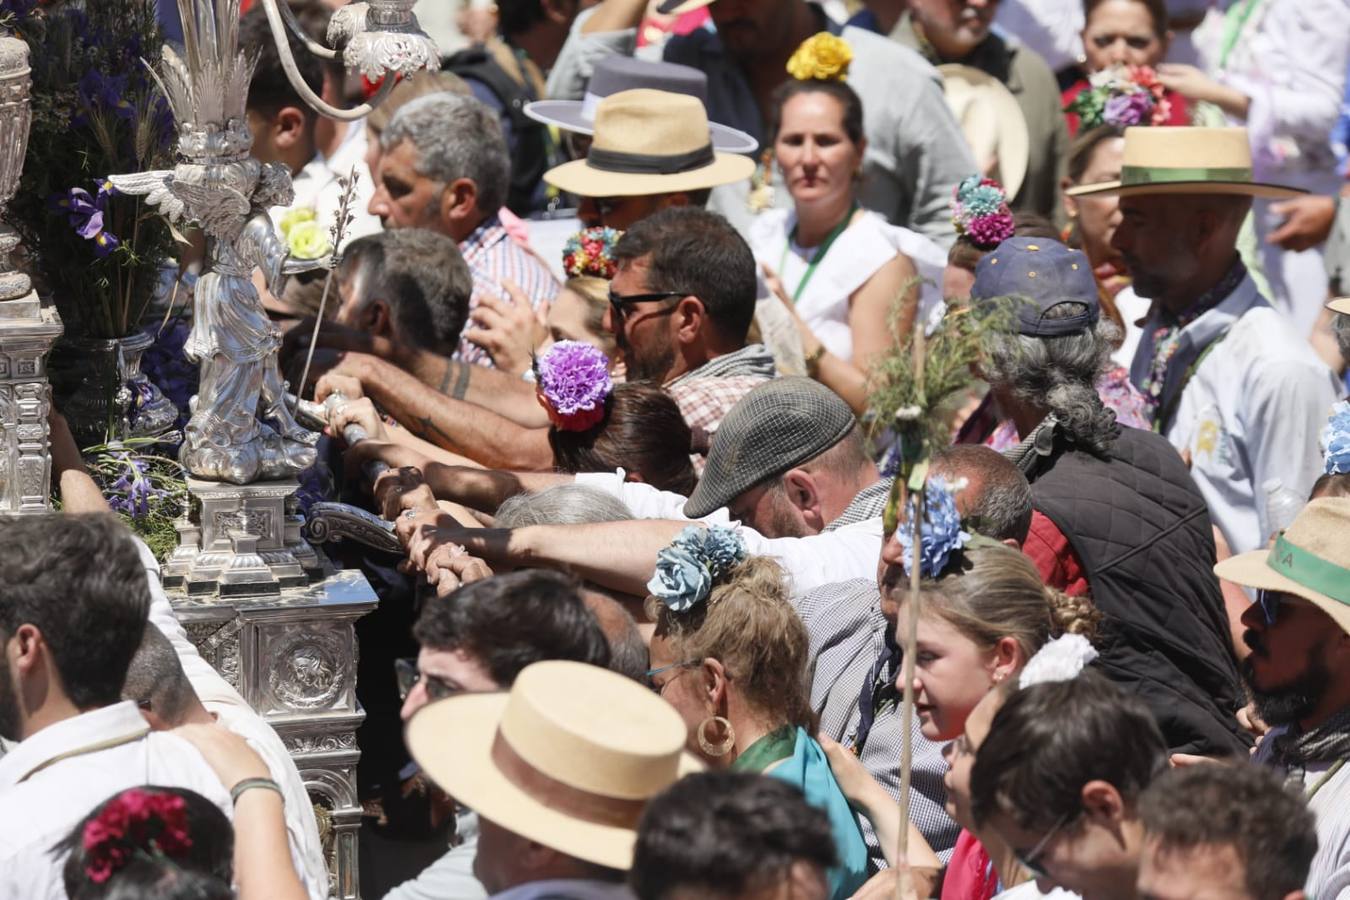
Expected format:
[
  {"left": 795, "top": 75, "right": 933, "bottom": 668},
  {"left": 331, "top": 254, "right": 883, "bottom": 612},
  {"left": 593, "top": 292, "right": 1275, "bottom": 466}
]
[
  {"left": 545, "top": 0, "right": 975, "bottom": 245},
  {"left": 405, "top": 660, "right": 697, "bottom": 900},
  {"left": 1069, "top": 126, "right": 1340, "bottom": 557},
  {"left": 971, "top": 235, "right": 1250, "bottom": 758},
  {"left": 1215, "top": 498, "right": 1350, "bottom": 898}
]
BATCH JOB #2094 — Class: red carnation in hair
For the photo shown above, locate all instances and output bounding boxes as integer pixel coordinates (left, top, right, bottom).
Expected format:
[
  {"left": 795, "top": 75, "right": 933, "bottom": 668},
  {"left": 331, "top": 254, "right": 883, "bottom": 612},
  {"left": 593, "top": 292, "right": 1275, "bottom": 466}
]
[{"left": 83, "top": 789, "right": 193, "bottom": 884}]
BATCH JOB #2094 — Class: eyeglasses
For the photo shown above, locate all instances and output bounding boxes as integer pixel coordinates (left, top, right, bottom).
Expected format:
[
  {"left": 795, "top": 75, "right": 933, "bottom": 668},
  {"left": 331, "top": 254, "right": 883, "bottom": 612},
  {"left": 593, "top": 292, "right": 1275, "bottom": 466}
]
[
  {"left": 394, "top": 657, "right": 458, "bottom": 704},
  {"left": 1258, "top": 589, "right": 1282, "bottom": 626},
  {"left": 1014, "top": 810, "right": 1076, "bottom": 880},
  {"left": 646, "top": 659, "right": 699, "bottom": 695},
  {"left": 608, "top": 288, "right": 685, "bottom": 323}
]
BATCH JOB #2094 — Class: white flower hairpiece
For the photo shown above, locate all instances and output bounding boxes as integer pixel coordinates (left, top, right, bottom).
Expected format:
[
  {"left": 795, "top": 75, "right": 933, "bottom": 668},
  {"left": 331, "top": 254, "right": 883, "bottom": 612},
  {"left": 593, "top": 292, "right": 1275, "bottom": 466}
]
[{"left": 1017, "top": 634, "right": 1098, "bottom": 689}]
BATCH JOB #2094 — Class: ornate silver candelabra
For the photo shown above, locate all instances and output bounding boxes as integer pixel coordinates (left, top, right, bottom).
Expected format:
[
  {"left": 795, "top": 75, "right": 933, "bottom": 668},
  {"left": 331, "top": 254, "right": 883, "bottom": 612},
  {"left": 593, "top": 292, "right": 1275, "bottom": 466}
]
[{"left": 0, "top": 28, "right": 63, "bottom": 515}]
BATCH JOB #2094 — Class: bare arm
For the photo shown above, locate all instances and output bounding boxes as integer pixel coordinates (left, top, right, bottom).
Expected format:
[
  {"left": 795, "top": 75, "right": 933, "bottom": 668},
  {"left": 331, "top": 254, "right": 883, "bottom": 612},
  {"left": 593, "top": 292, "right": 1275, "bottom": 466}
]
[
  {"left": 49, "top": 411, "right": 110, "bottom": 513},
  {"left": 321, "top": 354, "right": 555, "bottom": 470},
  {"left": 582, "top": 0, "right": 647, "bottom": 34}
]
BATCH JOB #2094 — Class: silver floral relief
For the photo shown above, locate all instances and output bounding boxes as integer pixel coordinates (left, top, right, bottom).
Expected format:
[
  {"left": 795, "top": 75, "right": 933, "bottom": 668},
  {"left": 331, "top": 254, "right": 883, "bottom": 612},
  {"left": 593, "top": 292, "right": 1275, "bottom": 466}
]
[
  {"left": 283, "top": 731, "right": 358, "bottom": 755},
  {"left": 266, "top": 627, "right": 350, "bottom": 712}
]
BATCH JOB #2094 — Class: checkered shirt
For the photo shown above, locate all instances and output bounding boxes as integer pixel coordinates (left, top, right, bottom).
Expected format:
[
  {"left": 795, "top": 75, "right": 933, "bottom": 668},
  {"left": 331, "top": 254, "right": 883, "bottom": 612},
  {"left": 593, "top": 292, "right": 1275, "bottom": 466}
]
[
  {"left": 824, "top": 478, "right": 895, "bottom": 532},
  {"left": 665, "top": 344, "right": 777, "bottom": 474},
  {"left": 455, "top": 214, "right": 560, "bottom": 368},
  {"left": 797, "top": 577, "right": 961, "bottom": 867}
]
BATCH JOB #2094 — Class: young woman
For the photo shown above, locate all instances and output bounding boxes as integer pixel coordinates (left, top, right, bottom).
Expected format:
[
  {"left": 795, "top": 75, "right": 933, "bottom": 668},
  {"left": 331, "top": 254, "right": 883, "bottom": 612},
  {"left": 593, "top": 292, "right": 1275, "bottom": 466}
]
[
  {"left": 750, "top": 78, "right": 948, "bottom": 414},
  {"left": 646, "top": 543, "right": 871, "bottom": 900},
  {"left": 1061, "top": 0, "right": 1189, "bottom": 136},
  {"left": 823, "top": 543, "right": 1100, "bottom": 900}
]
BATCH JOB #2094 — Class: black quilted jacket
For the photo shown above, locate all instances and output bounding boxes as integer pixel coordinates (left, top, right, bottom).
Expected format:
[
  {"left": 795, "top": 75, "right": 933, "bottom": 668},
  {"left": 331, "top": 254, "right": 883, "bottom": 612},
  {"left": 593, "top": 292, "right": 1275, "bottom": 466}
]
[{"left": 1031, "top": 425, "right": 1252, "bottom": 757}]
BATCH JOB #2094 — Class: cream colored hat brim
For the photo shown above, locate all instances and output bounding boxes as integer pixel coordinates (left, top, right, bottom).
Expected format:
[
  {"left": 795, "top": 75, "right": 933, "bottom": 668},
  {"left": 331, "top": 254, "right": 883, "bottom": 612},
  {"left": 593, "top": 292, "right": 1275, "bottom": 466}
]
[
  {"left": 938, "top": 64, "right": 1030, "bottom": 201},
  {"left": 1328, "top": 296, "right": 1350, "bottom": 314},
  {"left": 544, "top": 151, "right": 756, "bottom": 198},
  {"left": 406, "top": 693, "right": 703, "bottom": 871},
  {"left": 1216, "top": 551, "right": 1350, "bottom": 637},
  {"left": 1066, "top": 179, "right": 1306, "bottom": 199}
]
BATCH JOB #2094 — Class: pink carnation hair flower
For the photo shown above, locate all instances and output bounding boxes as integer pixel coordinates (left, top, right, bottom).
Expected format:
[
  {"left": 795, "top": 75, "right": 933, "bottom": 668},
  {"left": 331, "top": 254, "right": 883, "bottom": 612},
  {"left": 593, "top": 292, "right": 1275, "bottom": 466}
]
[
  {"left": 82, "top": 788, "right": 193, "bottom": 885},
  {"left": 534, "top": 340, "right": 613, "bottom": 432}
]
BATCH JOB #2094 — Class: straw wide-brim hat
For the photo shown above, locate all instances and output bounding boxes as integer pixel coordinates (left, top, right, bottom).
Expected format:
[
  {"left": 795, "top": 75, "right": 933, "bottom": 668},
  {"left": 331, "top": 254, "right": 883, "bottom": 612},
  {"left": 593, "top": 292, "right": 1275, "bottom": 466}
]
[
  {"left": 544, "top": 89, "right": 756, "bottom": 198},
  {"left": 1214, "top": 498, "right": 1350, "bottom": 637},
  {"left": 1067, "top": 126, "right": 1305, "bottom": 199},
  {"left": 405, "top": 660, "right": 702, "bottom": 871},
  {"left": 1329, "top": 295, "right": 1350, "bottom": 315},
  {"left": 524, "top": 57, "right": 758, "bottom": 154},
  {"left": 939, "top": 64, "right": 1030, "bottom": 202}
]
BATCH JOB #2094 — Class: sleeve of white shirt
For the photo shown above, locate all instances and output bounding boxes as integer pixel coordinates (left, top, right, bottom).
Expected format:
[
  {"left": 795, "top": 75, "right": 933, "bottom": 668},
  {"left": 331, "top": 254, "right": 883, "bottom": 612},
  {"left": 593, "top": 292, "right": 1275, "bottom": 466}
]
[
  {"left": 1244, "top": 359, "right": 1340, "bottom": 540},
  {"left": 1223, "top": 0, "right": 1350, "bottom": 153},
  {"left": 738, "top": 521, "right": 884, "bottom": 599},
  {"left": 572, "top": 470, "right": 732, "bottom": 524}
]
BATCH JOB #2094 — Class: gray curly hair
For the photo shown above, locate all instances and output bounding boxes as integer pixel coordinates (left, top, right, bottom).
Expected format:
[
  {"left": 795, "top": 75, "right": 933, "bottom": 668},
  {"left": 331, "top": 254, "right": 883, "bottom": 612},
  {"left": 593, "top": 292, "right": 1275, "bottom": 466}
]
[
  {"left": 981, "top": 301, "right": 1123, "bottom": 456},
  {"left": 1333, "top": 310, "right": 1350, "bottom": 362},
  {"left": 382, "top": 92, "right": 509, "bottom": 215}
]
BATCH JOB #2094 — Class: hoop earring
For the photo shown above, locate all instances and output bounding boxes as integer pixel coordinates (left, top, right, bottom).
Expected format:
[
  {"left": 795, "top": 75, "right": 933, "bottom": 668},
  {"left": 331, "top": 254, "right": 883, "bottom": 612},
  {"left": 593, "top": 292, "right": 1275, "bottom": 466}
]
[{"left": 697, "top": 716, "right": 735, "bottom": 757}]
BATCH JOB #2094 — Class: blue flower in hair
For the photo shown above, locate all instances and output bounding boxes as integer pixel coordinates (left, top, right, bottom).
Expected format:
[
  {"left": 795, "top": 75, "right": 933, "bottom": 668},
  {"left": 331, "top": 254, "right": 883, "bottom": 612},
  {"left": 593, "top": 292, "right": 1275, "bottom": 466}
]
[
  {"left": 1324, "top": 401, "right": 1350, "bottom": 476},
  {"left": 894, "top": 477, "right": 971, "bottom": 579},
  {"left": 647, "top": 525, "right": 748, "bottom": 613}
]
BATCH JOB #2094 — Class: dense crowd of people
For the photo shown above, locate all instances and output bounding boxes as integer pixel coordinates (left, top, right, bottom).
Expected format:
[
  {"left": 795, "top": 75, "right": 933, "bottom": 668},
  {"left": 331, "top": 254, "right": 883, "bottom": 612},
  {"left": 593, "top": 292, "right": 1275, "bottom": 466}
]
[{"left": 5, "top": 0, "right": 1350, "bottom": 897}]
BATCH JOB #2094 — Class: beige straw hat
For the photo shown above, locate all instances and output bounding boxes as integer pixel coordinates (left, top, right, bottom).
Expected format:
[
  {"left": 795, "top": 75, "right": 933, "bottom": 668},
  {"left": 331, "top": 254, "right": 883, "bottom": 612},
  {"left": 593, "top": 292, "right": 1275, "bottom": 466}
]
[
  {"left": 1329, "top": 295, "right": 1350, "bottom": 315},
  {"left": 1214, "top": 498, "right": 1350, "bottom": 637},
  {"left": 405, "top": 660, "right": 702, "bottom": 871},
  {"left": 1067, "top": 126, "right": 1305, "bottom": 199},
  {"left": 938, "top": 64, "right": 1030, "bottom": 202},
  {"left": 543, "top": 89, "right": 756, "bottom": 199}
]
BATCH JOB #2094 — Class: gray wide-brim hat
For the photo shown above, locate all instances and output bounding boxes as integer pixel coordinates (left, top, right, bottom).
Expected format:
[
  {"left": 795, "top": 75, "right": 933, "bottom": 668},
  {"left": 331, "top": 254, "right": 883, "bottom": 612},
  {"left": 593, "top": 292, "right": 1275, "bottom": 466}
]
[
  {"left": 684, "top": 377, "right": 857, "bottom": 519},
  {"left": 524, "top": 56, "right": 758, "bottom": 155}
]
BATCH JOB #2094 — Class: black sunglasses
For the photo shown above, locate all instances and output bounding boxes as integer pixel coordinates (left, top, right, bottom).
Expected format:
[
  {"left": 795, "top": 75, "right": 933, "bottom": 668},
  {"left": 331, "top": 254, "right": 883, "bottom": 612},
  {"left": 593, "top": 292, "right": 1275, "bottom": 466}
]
[
  {"left": 607, "top": 288, "right": 685, "bottom": 320},
  {"left": 394, "top": 657, "right": 458, "bottom": 704}
]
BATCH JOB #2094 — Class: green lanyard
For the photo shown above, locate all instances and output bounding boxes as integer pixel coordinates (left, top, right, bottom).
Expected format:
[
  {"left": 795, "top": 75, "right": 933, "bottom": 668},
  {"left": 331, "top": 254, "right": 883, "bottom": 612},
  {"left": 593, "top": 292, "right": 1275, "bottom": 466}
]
[
  {"left": 1218, "top": 0, "right": 1263, "bottom": 70},
  {"left": 778, "top": 204, "right": 858, "bottom": 304},
  {"left": 730, "top": 725, "right": 797, "bottom": 774}
]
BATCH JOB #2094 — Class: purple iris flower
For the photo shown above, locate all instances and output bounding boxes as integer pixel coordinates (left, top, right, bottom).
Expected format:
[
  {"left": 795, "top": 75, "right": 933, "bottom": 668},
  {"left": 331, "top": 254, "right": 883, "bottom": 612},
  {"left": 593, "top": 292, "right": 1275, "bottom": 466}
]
[{"left": 1103, "top": 91, "right": 1153, "bottom": 128}]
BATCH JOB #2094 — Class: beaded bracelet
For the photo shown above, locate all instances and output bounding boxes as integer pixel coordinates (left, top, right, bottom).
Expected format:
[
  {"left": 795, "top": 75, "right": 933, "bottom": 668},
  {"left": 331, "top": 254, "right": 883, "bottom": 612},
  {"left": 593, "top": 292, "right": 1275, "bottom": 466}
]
[{"left": 230, "top": 777, "right": 283, "bottom": 805}]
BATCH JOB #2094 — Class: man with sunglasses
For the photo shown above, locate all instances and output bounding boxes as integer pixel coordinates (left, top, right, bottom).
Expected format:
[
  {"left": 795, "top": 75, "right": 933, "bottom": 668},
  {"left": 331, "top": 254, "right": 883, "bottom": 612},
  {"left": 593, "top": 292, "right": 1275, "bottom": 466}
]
[
  {"left": 1216, "top": 497, "right": 1350, "bottom": 899},
  {"left": 387, "top": 569, "right": 613, "bottom": 900}
]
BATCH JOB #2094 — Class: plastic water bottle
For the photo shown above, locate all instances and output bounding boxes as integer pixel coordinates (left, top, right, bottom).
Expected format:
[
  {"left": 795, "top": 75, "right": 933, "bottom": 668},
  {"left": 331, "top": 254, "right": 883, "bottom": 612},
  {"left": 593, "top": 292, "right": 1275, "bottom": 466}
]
[{"left": 1263, "top": 478, "right": 1304, "bottom": 534}]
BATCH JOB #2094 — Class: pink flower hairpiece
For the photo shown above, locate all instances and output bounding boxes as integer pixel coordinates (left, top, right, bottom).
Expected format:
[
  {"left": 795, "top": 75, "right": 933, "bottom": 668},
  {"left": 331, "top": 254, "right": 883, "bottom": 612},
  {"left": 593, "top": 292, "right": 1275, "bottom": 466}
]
[
  {"left": 82, "top": 788, "right": 193, "bottom": 884},
  {"left": 562, "top": 227, "right": 622, "bottom": 280},
  {"left": 952, "top": 175, "right": 1015, "bottom": 249},
  {"left": 534, "top": 340, "right": 613, "bottom": 432}
]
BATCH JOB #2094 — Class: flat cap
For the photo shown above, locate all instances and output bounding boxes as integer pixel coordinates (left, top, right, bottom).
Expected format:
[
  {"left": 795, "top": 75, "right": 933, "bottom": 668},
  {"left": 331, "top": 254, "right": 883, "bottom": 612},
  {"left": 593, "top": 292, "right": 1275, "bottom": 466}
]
[
  {"left": 684, "top": 377, "right": 857, "bottom": 519},
  {"left": 971, "top": 237, "right": 1100, "bottom": 337}
]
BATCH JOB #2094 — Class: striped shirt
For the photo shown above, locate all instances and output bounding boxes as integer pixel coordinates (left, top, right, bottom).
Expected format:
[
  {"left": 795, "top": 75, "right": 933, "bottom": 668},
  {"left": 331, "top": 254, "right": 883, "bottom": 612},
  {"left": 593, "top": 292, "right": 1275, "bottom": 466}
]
[{"left": 456, "top": 214, "right": 560, "bottom": 368}]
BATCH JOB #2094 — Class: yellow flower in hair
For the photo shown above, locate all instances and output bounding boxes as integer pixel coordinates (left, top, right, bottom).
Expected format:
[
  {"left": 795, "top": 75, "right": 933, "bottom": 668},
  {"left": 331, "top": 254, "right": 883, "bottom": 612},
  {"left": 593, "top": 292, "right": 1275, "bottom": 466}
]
[
  {"left": 286, "top": 220, "right": 332, "bottom": 260},
  {"left": 786, "top": 33, "right": 853, "bottom": 82}
]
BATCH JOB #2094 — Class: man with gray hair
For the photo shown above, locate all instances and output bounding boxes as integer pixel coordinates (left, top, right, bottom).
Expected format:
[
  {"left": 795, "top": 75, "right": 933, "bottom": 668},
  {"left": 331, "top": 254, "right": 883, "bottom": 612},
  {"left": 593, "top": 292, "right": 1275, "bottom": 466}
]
[
  {"left": 368, "top": 92, "right": 559, "bottom": 368},
  {"left": 334, "top": 229, "right": 475, "bottom": 359},
  {"left": 971, "top": 236, "right": 1249, "bottom": 758}
]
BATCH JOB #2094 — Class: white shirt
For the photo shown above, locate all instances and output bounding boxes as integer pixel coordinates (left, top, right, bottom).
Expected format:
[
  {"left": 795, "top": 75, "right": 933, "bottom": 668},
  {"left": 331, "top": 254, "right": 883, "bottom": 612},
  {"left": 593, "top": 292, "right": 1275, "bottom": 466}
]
[
  {"left": 0, "top": 701, "right": 232, "bottom": 900},
  {"left": 749, "top": 209, "right": 949, "bottom": 364},
  {"left": 573, "top": 471, "right": 883, "bottom": 598},
  {"left": 137, "top": 540, "right": 332, "bottom": 900},
  {"left": 1132, "top": 275, "right": 1341, "bottom": 554},
  {"left": 1255, "top": 730, "right": 1350, "bottom": 898}
]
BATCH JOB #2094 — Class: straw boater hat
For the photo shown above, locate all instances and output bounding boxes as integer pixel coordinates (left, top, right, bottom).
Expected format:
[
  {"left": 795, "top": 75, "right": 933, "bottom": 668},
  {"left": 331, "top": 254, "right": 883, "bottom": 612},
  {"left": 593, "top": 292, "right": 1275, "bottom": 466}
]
[
  {"left": 1066, "top": 126, "right": 1306, "bottom": 199},
  {"left": 1330, "top": 295, "right": 1350, "bottom": 315},
  {"left": 1214, "top": 498, "right": 1350, "bottom": 637},
  {"left": 405, "top": 660, "right": 701, "bottom": 870},
  {"left": 544, "top": 89, "right": 756, "bottom": 199},
  {"left": 938, "top": 64, "right": 1030, "bottom": 202},
  {"left": 524, "top": 57, "right": 757, "bottom": 154}
]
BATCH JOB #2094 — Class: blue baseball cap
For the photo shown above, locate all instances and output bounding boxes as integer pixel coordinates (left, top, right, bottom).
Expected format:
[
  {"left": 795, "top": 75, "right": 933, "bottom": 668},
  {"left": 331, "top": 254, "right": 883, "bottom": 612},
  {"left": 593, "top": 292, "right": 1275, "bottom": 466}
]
[{"left": 971, "top": 237, "right": 1100, "bottom": 337}]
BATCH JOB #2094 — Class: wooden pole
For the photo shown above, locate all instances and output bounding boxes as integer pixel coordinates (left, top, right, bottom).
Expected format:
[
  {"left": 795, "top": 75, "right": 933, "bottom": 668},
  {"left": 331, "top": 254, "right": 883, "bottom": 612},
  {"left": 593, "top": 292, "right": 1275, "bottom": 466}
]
[{"left": 894, "top": 486, "right": 924, "bottom": 900}]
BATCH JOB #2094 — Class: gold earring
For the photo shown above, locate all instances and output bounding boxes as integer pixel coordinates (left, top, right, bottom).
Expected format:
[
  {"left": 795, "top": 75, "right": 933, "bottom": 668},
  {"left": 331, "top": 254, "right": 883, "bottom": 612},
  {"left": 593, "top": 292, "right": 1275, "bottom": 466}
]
[{"left": 697, "top": 716, "right": 736, "bottom": 756}]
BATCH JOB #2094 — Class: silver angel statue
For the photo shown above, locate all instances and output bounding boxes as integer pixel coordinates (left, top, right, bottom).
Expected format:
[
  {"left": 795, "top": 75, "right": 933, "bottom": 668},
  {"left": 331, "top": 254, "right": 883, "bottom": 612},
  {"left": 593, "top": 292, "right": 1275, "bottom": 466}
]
[{"left": 109, "top": 0, "right": 323, "bottom": 484}]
